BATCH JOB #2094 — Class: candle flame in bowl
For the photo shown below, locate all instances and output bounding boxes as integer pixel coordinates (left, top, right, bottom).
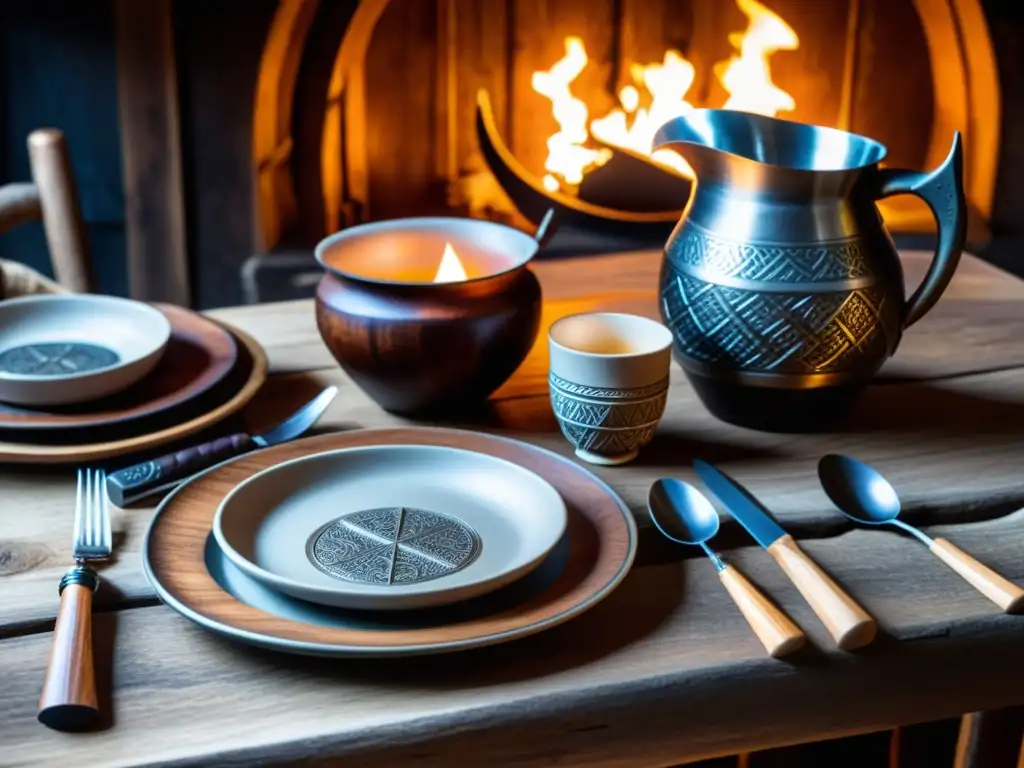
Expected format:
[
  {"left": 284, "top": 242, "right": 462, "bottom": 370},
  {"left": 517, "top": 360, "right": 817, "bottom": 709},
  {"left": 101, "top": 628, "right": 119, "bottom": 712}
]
[{"left": 433, "top": 242, "right": 469, "bottom": 283}]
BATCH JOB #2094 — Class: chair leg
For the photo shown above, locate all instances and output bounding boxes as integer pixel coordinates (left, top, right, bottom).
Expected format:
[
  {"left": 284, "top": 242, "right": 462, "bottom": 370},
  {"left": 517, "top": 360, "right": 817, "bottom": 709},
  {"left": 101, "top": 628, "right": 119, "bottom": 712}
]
[
  {"left": 954, "top": 707, "right": 1024, "bottom": 768},
  {"left": 27, "top": 129, "right": 95, "bottom": 293}
]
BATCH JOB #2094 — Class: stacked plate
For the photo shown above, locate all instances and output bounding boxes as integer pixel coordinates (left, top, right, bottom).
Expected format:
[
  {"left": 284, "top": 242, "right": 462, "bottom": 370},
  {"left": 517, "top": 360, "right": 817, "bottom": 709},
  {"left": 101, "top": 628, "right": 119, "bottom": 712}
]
[
  {"left": 0, "top": 295, "right": 267, "bottom": 463},
  {"left": 143, "top": 427, "right": 638, "bottom": 657}
]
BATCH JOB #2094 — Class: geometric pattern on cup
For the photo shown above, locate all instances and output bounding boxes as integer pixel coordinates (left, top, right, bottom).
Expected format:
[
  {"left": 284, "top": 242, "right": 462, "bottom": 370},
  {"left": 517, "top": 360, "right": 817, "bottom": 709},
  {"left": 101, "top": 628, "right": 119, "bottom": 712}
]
[{"left": 549, "top": 374, "right": 668, "bottom": 457}]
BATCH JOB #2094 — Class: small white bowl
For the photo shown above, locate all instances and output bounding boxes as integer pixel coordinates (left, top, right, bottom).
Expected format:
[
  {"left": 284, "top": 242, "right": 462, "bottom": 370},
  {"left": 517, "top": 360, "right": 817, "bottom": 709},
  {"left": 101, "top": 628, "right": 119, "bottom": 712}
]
[{"left": 0, "top": 294, "right": 172, "bottom": 406}]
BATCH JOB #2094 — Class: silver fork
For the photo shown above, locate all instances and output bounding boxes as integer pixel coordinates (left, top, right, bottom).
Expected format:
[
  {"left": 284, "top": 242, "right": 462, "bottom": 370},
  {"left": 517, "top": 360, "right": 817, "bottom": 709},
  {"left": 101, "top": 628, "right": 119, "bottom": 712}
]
[{"left": 38, "top": 468, "right": 112, "bottom": 731}]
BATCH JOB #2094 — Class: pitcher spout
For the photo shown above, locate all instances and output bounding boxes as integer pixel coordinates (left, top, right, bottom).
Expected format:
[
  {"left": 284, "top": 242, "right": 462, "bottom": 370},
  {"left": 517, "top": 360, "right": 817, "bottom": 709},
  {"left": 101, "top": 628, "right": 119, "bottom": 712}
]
[
  {"left": 653, "top": 109, "right": 888, "bottom": 178},
  {"left": 652, "top": 114, "right": 727, "bottom": 181}
]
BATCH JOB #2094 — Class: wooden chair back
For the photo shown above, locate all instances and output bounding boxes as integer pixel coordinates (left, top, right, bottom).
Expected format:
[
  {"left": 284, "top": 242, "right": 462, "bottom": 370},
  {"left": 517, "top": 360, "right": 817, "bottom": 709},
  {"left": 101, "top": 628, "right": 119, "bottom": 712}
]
[{"left": 0, "top": 129, "right": 95, "bottom": 293}]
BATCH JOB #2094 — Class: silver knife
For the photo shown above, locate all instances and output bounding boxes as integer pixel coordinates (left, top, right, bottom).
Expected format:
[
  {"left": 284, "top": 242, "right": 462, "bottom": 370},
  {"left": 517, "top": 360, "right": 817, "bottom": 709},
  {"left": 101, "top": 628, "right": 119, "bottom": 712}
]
[
  {"left": 106, "top": 386, "right": 338, "bottom": 507},
  {"left": 694, "top": 459, "right": 877, "bottom": 651}
]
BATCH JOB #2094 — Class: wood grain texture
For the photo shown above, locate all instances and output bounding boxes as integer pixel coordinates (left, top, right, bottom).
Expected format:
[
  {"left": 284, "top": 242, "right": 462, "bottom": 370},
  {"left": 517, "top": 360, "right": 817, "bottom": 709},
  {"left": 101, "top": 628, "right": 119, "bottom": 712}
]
[
  {"left": 0, "top": 304, "right": 237, "bottom": 430},
  {"left": 447, "top": 0, "right": 512, "bottom": 218},
  {"left": 2, "top": 247, "right": 1024, "bottom": 763},
  {"left": 0, "top": 182, "right": 42, "bottom": 235},
  {"left": 315, "top": 267, "right": 541, "bottom": 415},
  {"left": 766, "top": 0, "right": 851, "bottom": 129},
  {"left": 954, "top": 707, "right": 1024, "bottom": 768},
  {"left": 0, "top": 323, "right": 266, "bottom": 464},
  {"left": 930, "top": 539, "right": 1024, "bottom": 613},
  {"left": 3, "top": 510, "right": 1024, "bottom": 765},
  {"left": 113, "top": 0, "right": 190, "bottom": 305},
  {"left": 767, "top": 534, "right": 876, "bottom": 651},
  {"left": 363, "top": 0, "right": 443, "bottom": 219},
  {"left": 37, "top": 584, "right": 97, "bottom": 730},
  {"left": 252, "top": 0, "right": 319, "bottom": 251},
  {"left": 145, "top": 427, "right": 634, "bottom": 653},
  {"left": 718, "top": 564, "right": 805, "bottom": 658},
  {"left": 9, "top": 352, "right": 1024, "bottom": 634},
  {"left": 25, "top": 129, "right": 94, "bottom": 294},
  {"left": 0, "top": 258, "right": 65, "bottom": 299},
  {"left": 205, "top": 250, "right": 1024, "bottom": 376}
]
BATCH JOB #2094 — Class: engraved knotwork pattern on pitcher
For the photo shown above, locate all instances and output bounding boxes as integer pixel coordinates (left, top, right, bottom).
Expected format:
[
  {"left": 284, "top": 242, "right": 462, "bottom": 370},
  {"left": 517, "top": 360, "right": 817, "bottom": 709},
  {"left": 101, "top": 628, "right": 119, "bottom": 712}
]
[
  {"left": 308, "top": 507, "right": 481, "bottom": 585},
  {"left": 660, "top": 267, "right": 901, "bottom": 375},
  {"left": 669, "top": 227, "right": 870, "bottom": 283}
]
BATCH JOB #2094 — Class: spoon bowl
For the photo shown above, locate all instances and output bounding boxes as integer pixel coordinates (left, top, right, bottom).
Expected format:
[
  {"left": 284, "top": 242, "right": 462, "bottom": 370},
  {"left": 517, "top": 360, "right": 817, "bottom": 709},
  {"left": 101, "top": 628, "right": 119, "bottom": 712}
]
[
  {"left": 817, "top": 454, "right": 1024, "bottom": 614},
  {"left": 646, "top": 476, "right": 806, "bottom": 657},
  {"left": 648, "top": 478, "right": 720, "bottom": 545},
  {"left": 818, "top": 454, "right": 901, "bottom": 525}
]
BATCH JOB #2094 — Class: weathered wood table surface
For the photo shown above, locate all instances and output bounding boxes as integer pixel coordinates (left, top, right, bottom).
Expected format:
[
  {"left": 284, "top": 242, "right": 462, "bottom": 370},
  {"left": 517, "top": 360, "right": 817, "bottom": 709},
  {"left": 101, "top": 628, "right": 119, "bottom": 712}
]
[{"left": 3, "top": 249, "right": 1024, "bottom": 767}]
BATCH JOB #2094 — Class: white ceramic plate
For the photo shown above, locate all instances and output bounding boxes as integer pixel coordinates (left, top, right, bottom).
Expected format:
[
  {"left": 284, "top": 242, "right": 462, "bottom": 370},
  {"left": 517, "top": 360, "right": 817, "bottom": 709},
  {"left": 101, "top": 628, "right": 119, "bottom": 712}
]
[
  {"left": 0, "top": 294, "right": 172, "bottom": 406},
  {"left": 213, "top": 445, "right": 569, "bottom": 610}
]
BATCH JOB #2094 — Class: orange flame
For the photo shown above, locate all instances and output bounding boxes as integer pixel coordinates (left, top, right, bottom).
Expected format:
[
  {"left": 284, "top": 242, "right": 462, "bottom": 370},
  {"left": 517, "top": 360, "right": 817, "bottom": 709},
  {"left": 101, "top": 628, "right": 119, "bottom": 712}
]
[
  {"left": 433, "top": 242, "right": 469, "bottom": 283},
  {"left": 531, "top": 37, "right": 612, "bottom": 192},
  {"left": 716, "top": 0, "right": 799, "bottom": 115},
  {"left": 532, "top": 0, "right": 799, "bottom": 190}
]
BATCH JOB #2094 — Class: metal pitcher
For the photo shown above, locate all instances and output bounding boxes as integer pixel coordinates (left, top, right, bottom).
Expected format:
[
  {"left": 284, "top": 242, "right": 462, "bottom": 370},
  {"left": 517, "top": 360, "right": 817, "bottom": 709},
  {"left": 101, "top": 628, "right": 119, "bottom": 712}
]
[{"left": 653, "top": 110, "right": 966, "bottom": 431}]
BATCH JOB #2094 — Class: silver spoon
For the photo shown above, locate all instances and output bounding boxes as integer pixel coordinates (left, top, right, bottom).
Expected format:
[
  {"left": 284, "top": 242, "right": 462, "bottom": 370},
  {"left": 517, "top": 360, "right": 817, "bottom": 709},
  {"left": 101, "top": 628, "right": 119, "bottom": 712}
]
[
  {"left": 648, "top": 478, "right": 805, "bottom": 657},
  {"left": 818, "top": 455, "right": 1024, "bottom": 613}
]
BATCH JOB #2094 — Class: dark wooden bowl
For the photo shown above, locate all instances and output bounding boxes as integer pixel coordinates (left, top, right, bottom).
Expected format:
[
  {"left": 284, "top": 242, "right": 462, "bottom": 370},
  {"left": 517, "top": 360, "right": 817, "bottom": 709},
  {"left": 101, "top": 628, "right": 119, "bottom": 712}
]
[{"left": 314, "top": 217, "right": 543, "bottom": 416}]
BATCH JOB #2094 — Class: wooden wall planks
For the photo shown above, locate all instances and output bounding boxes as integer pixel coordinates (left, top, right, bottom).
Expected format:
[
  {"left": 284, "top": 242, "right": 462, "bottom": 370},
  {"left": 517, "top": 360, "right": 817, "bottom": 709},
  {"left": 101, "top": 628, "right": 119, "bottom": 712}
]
[
  {"left": 443, "top": 0, "right": 513, "bottom": 217},
  {"left": 768, "top": 0, "right": 852, "bottom": 130},
  {"left": 849, "top": 0, "right": 934, "bottom": 171},
  {"left": 363, "top": 0, "right": 445, "bottom": 220},
  {"left": 617, "top": 0, "right": 695, "bottom": 93},
  {"left": 113, "top": 0, "right": 190, "bottom": 305}
]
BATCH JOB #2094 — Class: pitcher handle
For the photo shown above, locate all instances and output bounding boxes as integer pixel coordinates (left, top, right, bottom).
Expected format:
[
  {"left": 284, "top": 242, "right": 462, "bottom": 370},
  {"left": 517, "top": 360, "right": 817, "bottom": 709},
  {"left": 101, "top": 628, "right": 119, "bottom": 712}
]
[{"left": 872, "top": 132, "right": 967, "bottom": 329}]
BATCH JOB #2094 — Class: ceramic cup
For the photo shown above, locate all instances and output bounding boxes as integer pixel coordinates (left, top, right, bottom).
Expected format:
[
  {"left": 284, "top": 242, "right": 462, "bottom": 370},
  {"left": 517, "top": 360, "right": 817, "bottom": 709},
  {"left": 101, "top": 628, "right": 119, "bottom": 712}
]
[{"left": 548, "top": 312, "right": 673, "bottom": 466}]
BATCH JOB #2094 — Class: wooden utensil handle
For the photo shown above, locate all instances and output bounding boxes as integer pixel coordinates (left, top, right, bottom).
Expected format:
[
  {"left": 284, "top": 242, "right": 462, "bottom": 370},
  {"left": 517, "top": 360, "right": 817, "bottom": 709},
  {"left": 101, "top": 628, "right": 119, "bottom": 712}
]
[
  {"left": 719, "top": 564, "right": 805, "bottom": 658},
  {"left": 767, "top": 534, "right": 877, "bottom": 651},
  {"left": 930, "top": 538, "right": 1024, "bottom": 613},
  {"left": 38, "top": 566, "right": 98, "bottom": 731},
  {"left": 107, "top": 432, "right": 253, "bottom": 507}
]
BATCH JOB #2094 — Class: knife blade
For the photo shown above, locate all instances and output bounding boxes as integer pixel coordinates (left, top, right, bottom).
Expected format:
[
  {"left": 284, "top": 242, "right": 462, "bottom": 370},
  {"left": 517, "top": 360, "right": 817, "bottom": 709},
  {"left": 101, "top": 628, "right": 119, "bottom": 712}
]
[
  {"left": 106, "top": 386, "right": 338, "bottom": 507},
  {"left": 694, "top": 459, "right": 877, "bottom": 651}
]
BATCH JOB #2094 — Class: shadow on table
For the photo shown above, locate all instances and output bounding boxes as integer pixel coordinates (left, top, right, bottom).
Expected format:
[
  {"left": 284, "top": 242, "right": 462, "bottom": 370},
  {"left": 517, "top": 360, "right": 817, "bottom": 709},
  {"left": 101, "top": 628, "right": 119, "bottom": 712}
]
[
  {"left": 219, "top": 562, "right": 688, "bottom": 692},
  {"left": 87, "top": 582, "right": 124, "bottom": 732},
  {"left": 635, "top": 427, "right": 784, "bottom": 468},
  {"left": 842, "top": 377, "right": 1024, "bottom": 438}
]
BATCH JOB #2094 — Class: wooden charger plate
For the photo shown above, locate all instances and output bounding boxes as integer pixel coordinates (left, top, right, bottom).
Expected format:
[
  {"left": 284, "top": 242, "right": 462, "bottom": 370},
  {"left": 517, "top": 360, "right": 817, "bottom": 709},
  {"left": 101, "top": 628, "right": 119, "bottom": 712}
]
[
  {"left": 0, "top": 303, "right": 237, "bottom": 431},
  {"left": 144, "top": 427, "right": 638, "bottom": 657},
  {"left": 0, "top": 321, "right": 266, "bottom": 463}
]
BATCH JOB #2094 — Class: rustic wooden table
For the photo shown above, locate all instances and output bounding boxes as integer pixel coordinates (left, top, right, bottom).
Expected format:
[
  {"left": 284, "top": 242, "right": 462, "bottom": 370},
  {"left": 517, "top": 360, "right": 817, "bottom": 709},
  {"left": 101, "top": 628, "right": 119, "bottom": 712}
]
[{"left": 2, "top": 249, "right": 1024, "bottom": 767}]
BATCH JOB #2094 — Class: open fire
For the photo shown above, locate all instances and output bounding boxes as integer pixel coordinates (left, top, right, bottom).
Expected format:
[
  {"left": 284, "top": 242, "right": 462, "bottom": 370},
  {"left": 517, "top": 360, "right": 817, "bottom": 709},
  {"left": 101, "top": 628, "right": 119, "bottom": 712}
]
[{"left": 532, "top": 0, "right": 799, "bottom": 191}]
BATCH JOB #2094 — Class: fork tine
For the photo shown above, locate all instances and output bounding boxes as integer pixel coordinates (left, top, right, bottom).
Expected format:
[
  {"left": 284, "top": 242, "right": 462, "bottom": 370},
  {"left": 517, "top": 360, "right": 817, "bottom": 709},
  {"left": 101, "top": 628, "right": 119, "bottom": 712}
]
[
  {"left": 99, "top": 470, "right": 111, "bottom": 553},
  {"left": 73, "top": 469, "right": 84, "bottom": 552},
  {"left": 91, "top": 469, "right": 101, "bottom": 551},
  {"left": 86, "top": 468, "right": 96, "bottom": 549}
]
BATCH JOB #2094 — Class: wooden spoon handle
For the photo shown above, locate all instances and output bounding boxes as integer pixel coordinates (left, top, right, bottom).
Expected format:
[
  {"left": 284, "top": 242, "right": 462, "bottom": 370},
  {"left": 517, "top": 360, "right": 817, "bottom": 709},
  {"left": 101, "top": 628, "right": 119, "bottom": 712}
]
[
  {"left": 38, "top": 567, "right": 99, "bottom": 731},
  {"left": 719, "top": 564, "right": 805, "bottom": 658},
  {"left": 930, "top": 538, "right": 1024, "bottom": 612},
  {"left": 767, "top": 534, "right": 877, "bottom": 651}
]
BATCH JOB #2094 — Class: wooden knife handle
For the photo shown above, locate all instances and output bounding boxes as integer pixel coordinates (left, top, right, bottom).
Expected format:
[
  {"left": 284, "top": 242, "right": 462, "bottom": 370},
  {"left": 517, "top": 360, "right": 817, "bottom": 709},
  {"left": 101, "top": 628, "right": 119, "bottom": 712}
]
[
  {"left": 107, "top": 432, "right": 253, "bottom": 507},
  {"left": 930, "top": 538, "right": 1024, "bottom": 613},
  {"left": 767, "top": 534, "right": 877, "bottom": 651},
  {"left": 719, "top": 564, "right": 805, "bottom": 658},
  {"left": 38, "top": 566, "right": 99, "bottom": 731}
]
